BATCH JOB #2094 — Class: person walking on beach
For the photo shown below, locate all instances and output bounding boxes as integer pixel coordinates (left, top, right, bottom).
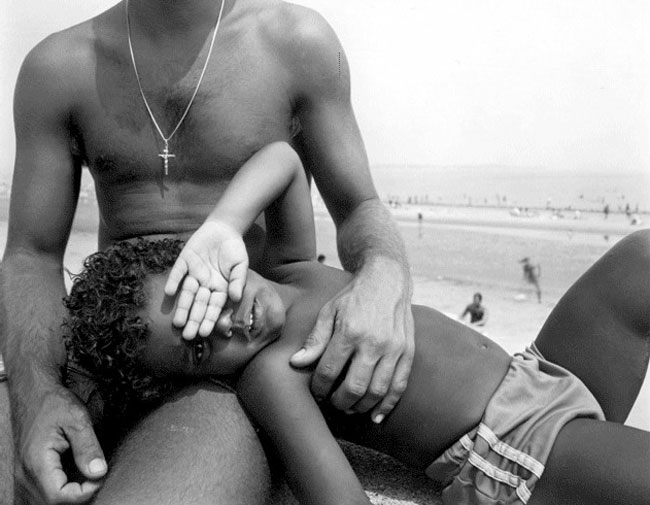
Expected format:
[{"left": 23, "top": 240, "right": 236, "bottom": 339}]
[
  {"left": 459, "top": 292, "right": 488, "bottom": 327},
  {"left": 520, "top": 257, "right": 542, "bottom": 303},
  {"left": 0, "top": 2, "right": 414, "bottom": 503}
]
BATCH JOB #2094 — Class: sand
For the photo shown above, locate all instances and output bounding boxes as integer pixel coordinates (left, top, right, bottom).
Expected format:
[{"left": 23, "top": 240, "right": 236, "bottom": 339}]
[
  {"left": 0, "top": 204, "right": 648, "bottom": 504},
  {"left": 311, "top": 203, "right": 649, "bottom": 430}
]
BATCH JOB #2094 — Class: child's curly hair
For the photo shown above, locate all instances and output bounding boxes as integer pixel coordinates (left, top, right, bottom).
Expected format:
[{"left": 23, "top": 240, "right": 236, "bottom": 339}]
[{"left": 63, "top": 238, "right": 184, "bottom": 416}]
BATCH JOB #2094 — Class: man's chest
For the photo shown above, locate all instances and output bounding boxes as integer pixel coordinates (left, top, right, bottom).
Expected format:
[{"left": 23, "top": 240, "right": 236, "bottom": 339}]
[{"left": 74, "top": 44, "right": 296, "bottom": 184}]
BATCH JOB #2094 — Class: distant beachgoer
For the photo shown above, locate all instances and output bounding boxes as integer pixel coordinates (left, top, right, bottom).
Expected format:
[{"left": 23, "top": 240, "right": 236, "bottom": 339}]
[
  {"left": 459, "top": 292, "right": 488, "bottom": 327},
  {"left": 417, "top": 212, "right": 423, "bottom": 238},
  {"left": 520, "top": 257, "right": 542, "bottom": 303},
  {"left": 317, "top": 254, "right": 326, "bottom": 264},
  {"left": 603, "top": 204, "right": 610, "bottom": 220}
]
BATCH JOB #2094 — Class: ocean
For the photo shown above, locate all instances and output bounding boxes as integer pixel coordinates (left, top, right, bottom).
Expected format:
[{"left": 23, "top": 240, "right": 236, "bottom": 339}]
[{"left": 369, "top": 165, "right": 650, "bottom": 213}]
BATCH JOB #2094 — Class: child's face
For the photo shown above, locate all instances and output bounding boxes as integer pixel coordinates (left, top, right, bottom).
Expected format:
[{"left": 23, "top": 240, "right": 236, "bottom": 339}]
[{"left": 138, "top": 270, "right": 286, "bottom": 377}]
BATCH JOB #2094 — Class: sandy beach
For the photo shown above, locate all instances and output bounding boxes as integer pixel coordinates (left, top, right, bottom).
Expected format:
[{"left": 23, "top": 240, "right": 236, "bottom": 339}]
[
  {"left": 0, "top": 201, "right": 648, "bottom": 504},
  {"left": 310, "top": 202, "right": 649, "bottom": 428}
]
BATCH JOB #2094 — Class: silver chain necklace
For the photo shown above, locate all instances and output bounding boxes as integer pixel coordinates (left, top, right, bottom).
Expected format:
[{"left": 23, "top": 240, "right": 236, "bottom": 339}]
[{"left": 125, "top": 0, "right": 225, "bottom": 176}]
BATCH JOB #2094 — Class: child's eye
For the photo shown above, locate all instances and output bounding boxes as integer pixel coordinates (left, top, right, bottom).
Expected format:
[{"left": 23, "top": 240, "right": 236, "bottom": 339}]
[{"left": 194, "top": 341, "right": 204, "bottom": 365}]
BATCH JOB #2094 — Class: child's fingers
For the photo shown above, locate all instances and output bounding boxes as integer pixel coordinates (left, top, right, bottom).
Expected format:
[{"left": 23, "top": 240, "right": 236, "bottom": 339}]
[
  {"left": 182, "top": 286, "right": 211, "bottom": 340},
  {"left": 173, "top": 276, "right": 200, "bottom": 327},
  {"left": 184, "top": 250, "right": 212, "bottom": 285},
  {"left": 164, "top": 259, "right": 189, "bottom": 296},
  {"left": 228, "top": 262, "right": 248, "bottom": 302},
  {"left": 198, "top": 291, "right": 228, "bottom": 337}
]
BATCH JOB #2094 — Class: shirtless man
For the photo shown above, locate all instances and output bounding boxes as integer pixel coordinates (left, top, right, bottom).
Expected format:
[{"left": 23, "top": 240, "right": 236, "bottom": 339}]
[{"left": 0, "top": 1, "right": 414, "bottom": 503}]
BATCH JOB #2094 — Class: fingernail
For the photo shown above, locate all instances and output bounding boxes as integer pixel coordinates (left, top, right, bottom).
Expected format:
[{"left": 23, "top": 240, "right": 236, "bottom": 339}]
[
  {"left": 372, "top": 414, "right": 385, "bottom": 424},
  {"left": 89, "top": 458, "right": 106, "bottom": 474},
  {"left": 292, "top": 348, "right": 306, "bottom": 359}
]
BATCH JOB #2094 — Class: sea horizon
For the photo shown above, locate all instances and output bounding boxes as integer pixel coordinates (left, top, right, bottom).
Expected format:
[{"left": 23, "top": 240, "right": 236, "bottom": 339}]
[{"left": 369, "top": 164, "right": 650, "bottom": 214}]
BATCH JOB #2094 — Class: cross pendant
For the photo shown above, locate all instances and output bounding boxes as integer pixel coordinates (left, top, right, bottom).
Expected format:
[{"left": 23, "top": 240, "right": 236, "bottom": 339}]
[{"left": 158, "top": 141, "right": 176, "bottom": 176}]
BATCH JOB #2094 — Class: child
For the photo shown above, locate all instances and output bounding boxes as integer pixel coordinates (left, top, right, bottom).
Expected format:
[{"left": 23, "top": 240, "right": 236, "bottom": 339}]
[{"left": 65, "top": 142, "right": 650, "bottom": 505}]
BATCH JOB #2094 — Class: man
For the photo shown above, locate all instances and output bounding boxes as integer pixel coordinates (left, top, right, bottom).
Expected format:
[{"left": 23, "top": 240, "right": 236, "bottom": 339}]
[
  {"left": 520, "top": 257, "right": 542, "bottom": 303},
  {"left": 459, "top": 292, "right": 487, "bottom": 327},
  {"left": 1, "top": 0, "right": 414, "bottom": 503}
]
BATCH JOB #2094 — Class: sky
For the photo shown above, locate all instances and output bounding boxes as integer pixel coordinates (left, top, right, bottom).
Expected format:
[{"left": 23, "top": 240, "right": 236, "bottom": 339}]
[{"left": 1, "top": 0, "right": 649, "bottom": 182}]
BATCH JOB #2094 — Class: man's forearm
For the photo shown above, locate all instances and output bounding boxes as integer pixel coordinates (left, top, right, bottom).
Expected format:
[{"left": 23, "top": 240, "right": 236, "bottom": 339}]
[
  {"left": 1, "top": 254, "right": 68, "bottom": 421},
  {"left": 336, "top": 199, "right": 411, "bottom": 285}
]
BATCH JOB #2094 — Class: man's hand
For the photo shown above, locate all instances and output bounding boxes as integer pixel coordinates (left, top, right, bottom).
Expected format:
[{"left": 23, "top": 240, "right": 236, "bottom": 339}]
[
  {"left": 290, "top": 260, "right": 414, "bottom": 423},
  {"left": 14, "top": 385, "right": 106, "bottom": 504},
  {"left": 164, "top": 221, "right": 249, "bottom": 339}
]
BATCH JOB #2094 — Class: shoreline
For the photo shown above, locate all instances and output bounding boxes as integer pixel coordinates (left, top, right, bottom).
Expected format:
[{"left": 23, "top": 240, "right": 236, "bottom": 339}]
[{"left": 314, "top": 199, "right": 639, "bottom": 239}]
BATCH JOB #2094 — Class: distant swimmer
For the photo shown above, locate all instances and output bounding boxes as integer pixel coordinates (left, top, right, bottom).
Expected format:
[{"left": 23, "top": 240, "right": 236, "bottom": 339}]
[
  {"left": 459, "top": 292, "right": 488, "bottom": 327},
  {"left": 520, "top": 257, "right": 542, "bottom": 303}
]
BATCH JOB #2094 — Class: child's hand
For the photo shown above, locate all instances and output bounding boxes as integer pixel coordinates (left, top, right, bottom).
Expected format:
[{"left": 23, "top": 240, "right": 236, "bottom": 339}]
[{"left": 164, "top": 221, "right": 249, "bottom": 339}]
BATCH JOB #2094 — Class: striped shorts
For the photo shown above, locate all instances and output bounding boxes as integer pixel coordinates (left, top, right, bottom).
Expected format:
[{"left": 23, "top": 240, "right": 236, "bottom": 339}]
[{"left": 425, "top": 343, "right": 604, "bottom": 504}]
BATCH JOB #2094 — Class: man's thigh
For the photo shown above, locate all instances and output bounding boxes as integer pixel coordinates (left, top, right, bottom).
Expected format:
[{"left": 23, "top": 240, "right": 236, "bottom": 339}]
[
  {"left": 94, "top": 381, "right": 274, "bottom": 505},
  {"left": 0, "top": 381, "right": 14, "bottom": 504}
]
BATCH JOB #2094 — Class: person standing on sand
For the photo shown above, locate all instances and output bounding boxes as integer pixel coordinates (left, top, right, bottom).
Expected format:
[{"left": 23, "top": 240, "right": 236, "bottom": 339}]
[
  {"left": 0, "top": 2, "right": 414, "bottom": 504},
  {"left": 520, "top": 257, "right": 542, "bottom": 303},
  {"left": 459, "top": 292, "right": 488, "bottom": 327}
]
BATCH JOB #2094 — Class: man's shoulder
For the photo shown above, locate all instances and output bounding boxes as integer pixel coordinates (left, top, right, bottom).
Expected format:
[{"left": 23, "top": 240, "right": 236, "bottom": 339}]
[
  {"left": 20, "top": 7, "right": 119, "bottom": 85},
  {"left": 250, "top": 1, "right": 342, "bottom": 59},
  {"left": 242, "top": 1, "right": 345, "bottom": 97}
]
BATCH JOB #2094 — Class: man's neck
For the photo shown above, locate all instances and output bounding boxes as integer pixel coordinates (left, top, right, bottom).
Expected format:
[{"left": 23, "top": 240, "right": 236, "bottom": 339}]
[{"left": 126, "top": 0, "right": 232, "bottom": 38}]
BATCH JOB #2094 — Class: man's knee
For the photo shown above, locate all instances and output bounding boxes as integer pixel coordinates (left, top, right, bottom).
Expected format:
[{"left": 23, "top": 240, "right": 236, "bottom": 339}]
[
  {"left": 608, "top": 229, "right": 650, "bottom": 271},
  {"left": 94, "top": 381, "right": 272, "bottom": 505}
]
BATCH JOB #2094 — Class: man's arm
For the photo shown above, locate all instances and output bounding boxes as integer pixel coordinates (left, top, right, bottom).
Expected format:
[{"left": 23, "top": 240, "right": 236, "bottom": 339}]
[
  {"left": 277, "top": 7, "right": 414, "bottom": 423},
  {"left": 2, "top": 38, "right": 106, "bottom": 504}
]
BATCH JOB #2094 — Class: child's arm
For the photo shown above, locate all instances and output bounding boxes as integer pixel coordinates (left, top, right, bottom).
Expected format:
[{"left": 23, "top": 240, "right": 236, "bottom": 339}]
[
  {"left": 237, "top": 342, "right": 371, "bottom": 505},
  {"left": 165, "top": 141, "right": 316, "bottom": 339}
]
